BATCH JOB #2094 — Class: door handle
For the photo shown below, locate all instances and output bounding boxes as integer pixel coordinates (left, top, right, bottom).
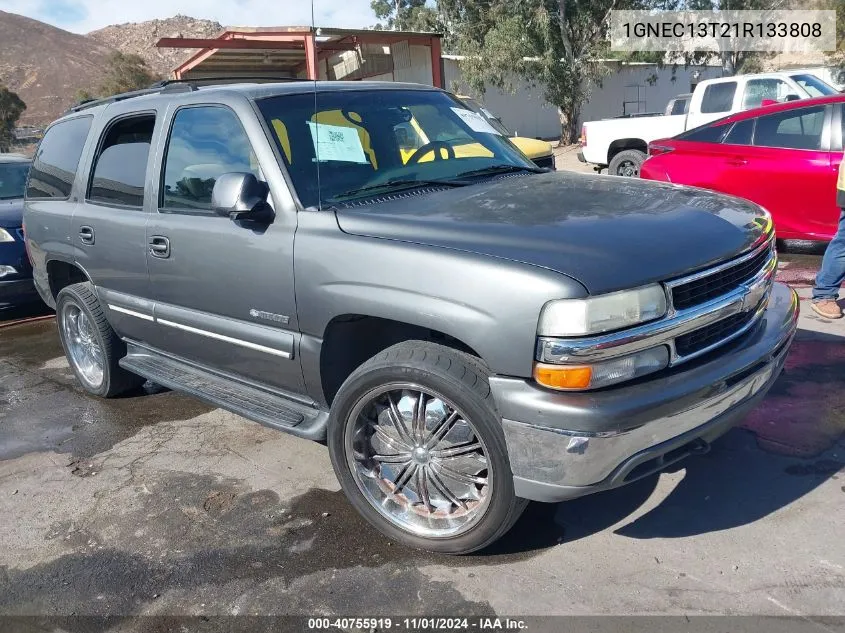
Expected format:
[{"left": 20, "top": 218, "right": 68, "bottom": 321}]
[
  {"left": 149, "top": 236, "right": 170, "bottom": 258},
  {"left": 79, "top": 226, "right": 95, "bottom": 245},
  {"left": 726, "top": 158, "right": 748, "bottom": 166}
]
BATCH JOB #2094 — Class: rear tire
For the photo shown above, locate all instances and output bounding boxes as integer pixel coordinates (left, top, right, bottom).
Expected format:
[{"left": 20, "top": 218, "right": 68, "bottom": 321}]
[
  {"left": 56, "top": 282, "right": 144, "bottom": 398},
  {"left": 327, "top": 341, "right": 527, "bottom": 554},
  {"left": 609, "top": 149, "right": 646, "bottom": 177}
]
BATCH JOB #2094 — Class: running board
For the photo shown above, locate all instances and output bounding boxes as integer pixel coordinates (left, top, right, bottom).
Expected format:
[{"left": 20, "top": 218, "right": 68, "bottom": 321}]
[{"left": 119, "top": 349, "right": 328, "bottom": 441}]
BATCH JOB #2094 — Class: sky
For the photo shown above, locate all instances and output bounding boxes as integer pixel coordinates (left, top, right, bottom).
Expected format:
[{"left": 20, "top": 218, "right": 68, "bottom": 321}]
[{"left": 0, "top": 0, "right": 379, "bottom": 33}]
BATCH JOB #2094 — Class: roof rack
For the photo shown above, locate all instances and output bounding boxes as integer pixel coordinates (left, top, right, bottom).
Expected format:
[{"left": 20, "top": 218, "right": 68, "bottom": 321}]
[{"left": 66, "top": 76, "right": 308, "bottom": 114}]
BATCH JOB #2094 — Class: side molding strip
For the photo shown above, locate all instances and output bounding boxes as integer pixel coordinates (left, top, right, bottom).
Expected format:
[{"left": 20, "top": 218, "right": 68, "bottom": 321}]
[
  {"left": 108, "top": 304, "right": 155, "bottom": 322},
  {"left": 157, "top": 318, "right": 292, "bottom": 359}
]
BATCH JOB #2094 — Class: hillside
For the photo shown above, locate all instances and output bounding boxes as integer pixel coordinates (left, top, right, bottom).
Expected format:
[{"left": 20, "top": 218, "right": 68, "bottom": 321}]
[
  {"left": 88, "top": 15, "right": 224, "bottom": 79},
  {"left": 0, "top": 10, "right": 114, "bottom": 125}
]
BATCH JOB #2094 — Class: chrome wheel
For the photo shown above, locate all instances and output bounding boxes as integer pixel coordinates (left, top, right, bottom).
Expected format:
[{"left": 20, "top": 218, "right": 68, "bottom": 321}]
[
  {"left": 345, "top": 383, "right": 492, "bottom": 538},
  {"left": 61, "top": 302, "right": 104, "bottom": 388}
]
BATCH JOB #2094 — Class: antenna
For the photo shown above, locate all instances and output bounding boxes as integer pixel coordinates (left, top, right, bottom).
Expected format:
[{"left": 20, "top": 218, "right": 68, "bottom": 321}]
[{"left": 312, "top": 0, "right": 322, "bottom": 210}]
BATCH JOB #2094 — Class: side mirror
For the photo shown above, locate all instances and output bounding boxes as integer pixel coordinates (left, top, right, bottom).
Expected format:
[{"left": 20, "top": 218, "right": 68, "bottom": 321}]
[
  {"left": 784, "top": 94, "right": 801, "bottom": 102},
  {"left": 211, "top": 172, "right": 274, "bottom": 223}
]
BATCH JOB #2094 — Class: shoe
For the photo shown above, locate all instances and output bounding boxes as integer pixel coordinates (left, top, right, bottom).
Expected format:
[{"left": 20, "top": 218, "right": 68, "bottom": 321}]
[{"left": 811, "top": 299, "right": 843, "bottom": 319}]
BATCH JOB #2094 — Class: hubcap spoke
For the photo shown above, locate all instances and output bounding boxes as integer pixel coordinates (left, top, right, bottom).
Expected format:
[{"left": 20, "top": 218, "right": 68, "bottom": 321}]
[
  {"left": 424, "top": 410, "right": 460, "bottom": 449},
  {"left": 412, "top": 391, "right": 427, "bottom": 442},
  {"left": 436, "top": 463, "right": 487, "bottom": 486},
  {"left": 386, "top": 394, "right": 415, "bottom": 446},
  {"left": 416, "top": 467, "right": 433, "bottom": 511},
  {"left": 372, "top": 452, "right": 413, "bottom": 464},
  {"left": 427, "top": 467, "right": 467, "bottom": 510},
  {"left": 431, "top": 441, "right": 482, "bottom": 459},
  {"left": 393, "top": 463, "right": 417, "bottom": 494}
]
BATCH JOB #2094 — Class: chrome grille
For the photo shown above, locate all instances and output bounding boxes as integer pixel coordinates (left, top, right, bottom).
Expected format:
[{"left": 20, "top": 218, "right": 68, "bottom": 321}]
[
  {"left": 675, "top": 310, "right": 756, "bottom": 357},
  {"left": 670, "top": 242, "right": 773, "bottom": 311}
]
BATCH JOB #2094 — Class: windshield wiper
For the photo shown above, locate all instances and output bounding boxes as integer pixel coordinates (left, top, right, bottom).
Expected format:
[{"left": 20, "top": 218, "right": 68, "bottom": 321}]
[
  {"left": 331, "top": 178, "right": 470, "bottom": 201},
  {"left": 455, "top": 164, "right": 547, "bottom": 179}
]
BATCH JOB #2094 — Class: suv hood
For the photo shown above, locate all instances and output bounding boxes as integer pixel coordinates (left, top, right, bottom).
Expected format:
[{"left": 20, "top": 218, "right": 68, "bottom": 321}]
[
  {"left": 334, "top": 171, "right": 771, "bottom": 295},
  {"left": 0, "top": 199, "right": 23, "bottom": 228}
]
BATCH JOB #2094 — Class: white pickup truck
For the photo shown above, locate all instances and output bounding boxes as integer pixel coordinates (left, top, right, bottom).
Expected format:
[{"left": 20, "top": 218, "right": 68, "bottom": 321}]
[{"left": 578, "top": 71, "right": 838, "bottom": 176}]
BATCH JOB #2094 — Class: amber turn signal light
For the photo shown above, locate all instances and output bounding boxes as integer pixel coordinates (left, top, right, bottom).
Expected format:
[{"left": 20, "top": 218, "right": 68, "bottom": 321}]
[{"left": 533, "top": 363, "right": 592, "bottom": 390}]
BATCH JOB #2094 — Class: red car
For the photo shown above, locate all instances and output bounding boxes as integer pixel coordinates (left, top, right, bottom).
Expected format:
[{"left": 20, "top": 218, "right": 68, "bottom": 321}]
[{"left": 640, "top": 94, "right": 843, "bottom": 242}]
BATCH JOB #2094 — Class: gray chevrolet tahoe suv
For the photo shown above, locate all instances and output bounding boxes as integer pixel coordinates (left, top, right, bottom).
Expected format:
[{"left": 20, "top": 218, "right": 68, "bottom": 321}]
[{"left": 24, "top": 80, "right": 799, "bottom": 554}]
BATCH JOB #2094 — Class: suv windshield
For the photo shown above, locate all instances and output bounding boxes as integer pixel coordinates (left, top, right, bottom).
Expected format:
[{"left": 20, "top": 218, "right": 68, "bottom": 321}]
[
  {"left": 789, "top": 74, "right": 837, "bottom": 97},
  {"left": 0, "top": 161, "right": 30, "bottom": 200},
  {"left": 459, "top": 97, "right": 513, "bottom": 136},
  {"left": 257, "top": 89, "right": 536, "bottom": 208}
]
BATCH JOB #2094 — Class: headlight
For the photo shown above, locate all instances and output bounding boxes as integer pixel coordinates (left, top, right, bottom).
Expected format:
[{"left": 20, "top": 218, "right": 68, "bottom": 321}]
[
  {"left": 0, "top": 228, "right": 15, "bottom": 243},
  {"left": 537, "top": 284, "right": 668, "bottom": 337},
  {"left": 0, "top": 265, "right": 17, "bottom": 278},
  {"left": 534, "top": 346, "right": 670, "bottom": 390}
]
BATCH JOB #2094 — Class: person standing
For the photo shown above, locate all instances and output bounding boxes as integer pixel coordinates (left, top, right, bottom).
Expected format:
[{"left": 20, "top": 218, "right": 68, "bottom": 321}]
[{"left": 811, "top": 159, "right": 845, "bottom": 319}]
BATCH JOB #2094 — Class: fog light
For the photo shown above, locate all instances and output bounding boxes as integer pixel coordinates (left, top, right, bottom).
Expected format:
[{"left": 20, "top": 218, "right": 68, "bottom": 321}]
[
  {"left": 0, "top": 265, "right": 17, "bottom": 279},
  {"left": 534, "top": 346, "right": 670, "bottom": 391}
]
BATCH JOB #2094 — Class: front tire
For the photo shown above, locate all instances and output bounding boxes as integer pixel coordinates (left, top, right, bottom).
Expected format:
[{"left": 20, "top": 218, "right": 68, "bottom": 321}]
[
  {"left": 327, "top": 341, "right": 526, "bottom": 554},
  {"left": 609, "top": 149, "right": 646, "bottom": 177},
  {"left": 56, "top": 282, "right": 144, "bottom": 398}
]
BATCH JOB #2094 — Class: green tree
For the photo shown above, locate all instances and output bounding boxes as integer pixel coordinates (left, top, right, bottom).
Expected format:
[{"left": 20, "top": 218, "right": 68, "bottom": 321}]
[
  {"left": 674, "top": 0, "right": 789, "bottom": 76},
  {"left": 0, "top": 86, "right": 26, "bottom": 153},
  {"left": 442, "top": 0, "right": 655, "bottom": 143},
  {"left": 97, "top": 52, "right": 158, "bottom": 97},
  {"left": 371, "top": 0, "right": 441, "bottom": 31}
]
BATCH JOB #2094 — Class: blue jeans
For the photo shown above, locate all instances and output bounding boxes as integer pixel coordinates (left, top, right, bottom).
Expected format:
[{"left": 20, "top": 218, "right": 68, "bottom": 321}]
[{"left": 813, "top": 209, "right": 845, "bottom": 301}]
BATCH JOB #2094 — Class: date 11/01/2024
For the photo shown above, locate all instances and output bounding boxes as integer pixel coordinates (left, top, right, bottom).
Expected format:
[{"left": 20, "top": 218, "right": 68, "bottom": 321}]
[{"left": 308, "top": 617, "right": 528, "bottom": 630}]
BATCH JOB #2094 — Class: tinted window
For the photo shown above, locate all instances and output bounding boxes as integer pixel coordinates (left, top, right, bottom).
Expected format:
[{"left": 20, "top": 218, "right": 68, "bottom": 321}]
[
  {"left": 754, "top": 106, "right": 825, "bottom": 150},
  {"left": 700, "top": 82, "right": 737, "bottom": 114},
  {"left": 0, "top": 162, "right": 30, "bottom": 200},
  {"left": 676, "top": 122, "right": 728, "bottom": 143},
  {"left": 742, "top": 79, "right": 800, "bottom": 109},
  {"left": 161, "top": 106, "right": 259, "bottom": 213},
  {"left": 723, "top": 119, "right": 754, "bottom": 145},
  {"left": 88, "top": 115, "right": 155, "bottom": 207},
  {"left": 26, "top": 116, "right": 92, "bottom": 199}
]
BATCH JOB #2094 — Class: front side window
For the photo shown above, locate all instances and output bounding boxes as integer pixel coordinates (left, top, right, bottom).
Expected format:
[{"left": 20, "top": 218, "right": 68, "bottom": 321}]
[
  {"left": 0, "top": 161, "right": 30, "bottom": 200},
  {"left": 753, "top": 106, "right": 825, "bottom": 150},
  {"left": 789, "top": 74, "right": 837, "bottom": 97},
  {"left": 257, "top": 89, "right": 536, "bottom": 209},
  {"left": 723, "top": 119, "right": 754, "bottom": 146},
  {"left": 742, "top": 79, "right": 800, "bottom": 109},
  {"left": 26, "top": 116, "right": 92, "bottom": 199},
  {"left": 88, "top": 114, "right": 155, "bottom": 207},
  {"left": 700, "top": 82, "right": 737, "bottom": 114},
  {"left": 161, "top": 106, "right": 260, "bottom": 213}
]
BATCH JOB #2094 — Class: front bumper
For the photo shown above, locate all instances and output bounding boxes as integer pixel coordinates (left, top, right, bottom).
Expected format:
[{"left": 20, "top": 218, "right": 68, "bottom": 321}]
[{"left": 492, "top": 282, "right": 799, "bottom": 502}]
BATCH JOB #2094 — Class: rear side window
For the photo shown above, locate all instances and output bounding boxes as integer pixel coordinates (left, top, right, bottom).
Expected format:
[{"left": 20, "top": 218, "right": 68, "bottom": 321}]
[
  {"left": 723, "top": 119, "right": 754, "bottom": 146},
  {"left": 676, "top": 122, "right": 728, "bottom": 143},
  {"left": 700, "top": 82, "right": 737, "bottom": 114},
  {"left": 670, "top": 98, "right": 688, "bottom": 116},
  {"left": 161, "top": 106, "right": 260, "bottom": 214},
  {"left": 88, "top": 114, "right": 155, "bottom": 207},
  {"left": 26, "top": 116, "right": 92, "bottom": 199},
  {"left": 754, "top": 106, "right": 826, "bottom": 150}
]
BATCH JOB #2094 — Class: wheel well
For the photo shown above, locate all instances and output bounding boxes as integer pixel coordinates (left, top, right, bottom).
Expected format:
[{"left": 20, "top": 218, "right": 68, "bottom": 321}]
[
  {"left": 608, "top": 138, "right": 648, "bottom": 163},
  {"left": 46, "top": 260, "right": 89, "bottom": 300},
  {"left": 319, "top": 315, "right": 481, "bottom": 406}
]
